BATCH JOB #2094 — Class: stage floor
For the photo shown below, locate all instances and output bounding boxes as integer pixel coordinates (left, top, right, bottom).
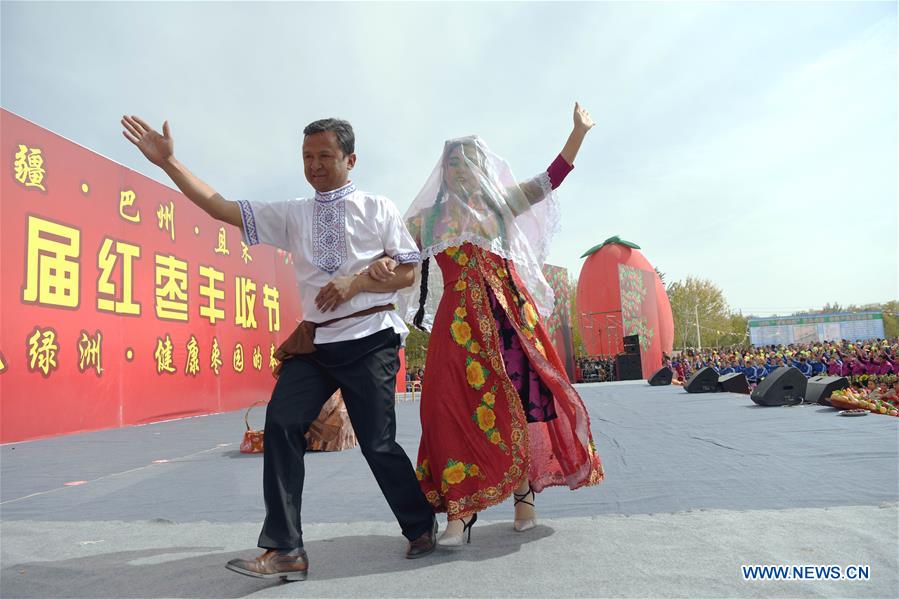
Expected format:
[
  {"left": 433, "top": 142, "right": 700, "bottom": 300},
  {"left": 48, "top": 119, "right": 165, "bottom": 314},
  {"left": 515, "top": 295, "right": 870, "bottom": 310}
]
[{"left": 2, "top": 382, "right": 897, "bottom": 598}]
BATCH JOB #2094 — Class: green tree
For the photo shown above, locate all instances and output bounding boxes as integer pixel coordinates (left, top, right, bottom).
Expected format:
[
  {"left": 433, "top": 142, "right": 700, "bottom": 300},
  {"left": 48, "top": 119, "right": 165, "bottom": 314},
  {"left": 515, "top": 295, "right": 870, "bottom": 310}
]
[
  {"left": 667, "top": 276, "right": 734, "bottom": 349},
  {"left": 878, "top": 301, "right": 899, "bottom": 338},
  {"left": 403, "top": 327, "right": 430, "bottom": 372},
  {"left": 725, "top": 312, "right": 749, "bottom": 346}
]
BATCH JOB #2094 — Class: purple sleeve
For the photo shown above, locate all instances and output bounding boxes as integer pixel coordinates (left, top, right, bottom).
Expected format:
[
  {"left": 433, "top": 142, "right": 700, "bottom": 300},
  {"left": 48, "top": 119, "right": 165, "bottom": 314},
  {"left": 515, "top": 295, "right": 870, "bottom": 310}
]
[{"left": 547, "top": 154, "right": 574, "bottom": 189}]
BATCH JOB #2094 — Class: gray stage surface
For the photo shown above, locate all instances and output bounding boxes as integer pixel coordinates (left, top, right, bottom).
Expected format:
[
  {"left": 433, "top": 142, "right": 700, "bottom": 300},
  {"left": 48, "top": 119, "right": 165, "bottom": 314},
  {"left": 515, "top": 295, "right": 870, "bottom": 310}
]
[{"left": 2, "top": 382, "right": 897, "bottom": 598}]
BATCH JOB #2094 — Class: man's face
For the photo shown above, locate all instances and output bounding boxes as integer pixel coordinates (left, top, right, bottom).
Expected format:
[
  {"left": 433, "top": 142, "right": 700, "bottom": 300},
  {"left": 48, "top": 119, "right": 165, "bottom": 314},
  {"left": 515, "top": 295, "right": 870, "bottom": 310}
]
[{"left": 303, "top": 131, "right": 356, "bottom": 193}]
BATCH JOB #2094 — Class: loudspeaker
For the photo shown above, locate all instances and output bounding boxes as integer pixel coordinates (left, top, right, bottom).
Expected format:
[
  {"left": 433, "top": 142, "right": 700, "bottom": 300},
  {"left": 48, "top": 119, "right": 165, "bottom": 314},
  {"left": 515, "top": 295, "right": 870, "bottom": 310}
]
[
  {"left": 685, "top": 367, "right": 719, "bottom": 393},
  {"left": 717, "top": 372, "right": 750, "bottom": 394},
  {"left": 615, "top": 353, "right": 642, "bottom": 380},
  {"left": 806, "top": 376, "right": 849, "bottom": 406},
  {"left": 648, "top": 366, "right": 673, "bottom": 386},
  {"left": 750, "top": 367, "right": 807, "bottom": 406},
  {"left": 623, "top": 335, "right": 640, "bottom": 354}
]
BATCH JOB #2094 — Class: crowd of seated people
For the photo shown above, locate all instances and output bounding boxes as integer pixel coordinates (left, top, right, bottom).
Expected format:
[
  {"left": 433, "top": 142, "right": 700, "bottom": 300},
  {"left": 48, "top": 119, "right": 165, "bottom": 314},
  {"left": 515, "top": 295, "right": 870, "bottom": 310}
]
[
  {"left": 404, "top": 367, "right": 425, "bottom": 392},
  {"left": 575, "top": 356, "right": 616, "bottom": 383},
  {"left": 667, "top": 338, "right": 897, "bottom": 387}
]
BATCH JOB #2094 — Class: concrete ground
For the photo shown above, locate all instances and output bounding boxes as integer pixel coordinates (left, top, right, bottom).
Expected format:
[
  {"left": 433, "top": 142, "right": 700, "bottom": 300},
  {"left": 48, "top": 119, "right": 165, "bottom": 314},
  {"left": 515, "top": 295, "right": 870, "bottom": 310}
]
[{"left": 2, "top": 381, "right": 897, "bottom": 598}]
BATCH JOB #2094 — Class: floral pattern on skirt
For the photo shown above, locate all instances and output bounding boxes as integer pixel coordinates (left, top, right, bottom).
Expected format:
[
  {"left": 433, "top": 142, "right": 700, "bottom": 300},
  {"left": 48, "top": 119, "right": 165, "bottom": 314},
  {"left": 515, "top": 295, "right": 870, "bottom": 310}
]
[{"left": 416, "top": 243, "right": 603, "bottom": 519}]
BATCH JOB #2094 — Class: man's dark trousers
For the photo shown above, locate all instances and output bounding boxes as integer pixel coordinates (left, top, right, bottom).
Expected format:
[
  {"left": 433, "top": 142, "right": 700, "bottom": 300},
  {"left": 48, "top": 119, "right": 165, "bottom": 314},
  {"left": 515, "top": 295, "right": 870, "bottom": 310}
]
[{"left": 257, "top": 328, "right": 434, "bottom": 549}]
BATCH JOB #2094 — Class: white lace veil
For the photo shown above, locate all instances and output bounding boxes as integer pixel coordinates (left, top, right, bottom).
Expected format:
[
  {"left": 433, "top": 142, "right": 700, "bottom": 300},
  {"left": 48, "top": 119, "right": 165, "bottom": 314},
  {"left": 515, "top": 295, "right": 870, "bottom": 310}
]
[{"left": 398, "top": 136, "right": 561, "bottom": 330}]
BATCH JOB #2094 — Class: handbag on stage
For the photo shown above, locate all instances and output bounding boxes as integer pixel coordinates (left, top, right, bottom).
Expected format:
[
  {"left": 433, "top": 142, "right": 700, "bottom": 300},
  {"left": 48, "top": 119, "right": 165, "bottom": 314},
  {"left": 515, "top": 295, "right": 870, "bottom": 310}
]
[
  {"left": 239, "top": 400, "right": 267, "bottom": 454},
  {"left": 238, "top": 392, "right": 358, "bottom": 454}
]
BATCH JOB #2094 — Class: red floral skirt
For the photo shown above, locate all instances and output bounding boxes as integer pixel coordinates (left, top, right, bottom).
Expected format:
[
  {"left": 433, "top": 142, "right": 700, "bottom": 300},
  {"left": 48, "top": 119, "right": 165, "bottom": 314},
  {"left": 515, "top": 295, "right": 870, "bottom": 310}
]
[{"left": 415, "top": 244, "right": 603, "bottom": 518}]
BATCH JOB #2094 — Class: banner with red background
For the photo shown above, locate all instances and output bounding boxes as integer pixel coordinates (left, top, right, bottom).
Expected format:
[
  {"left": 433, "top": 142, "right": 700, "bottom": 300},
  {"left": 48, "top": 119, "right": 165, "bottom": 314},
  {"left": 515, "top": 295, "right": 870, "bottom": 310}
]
[
  {"left": 0, "top": 109, "right": 310, "bottom": 443},
  {"left": 540, "top": 264, "right": 576, "bottom": 382},
  {"left": 618, "top": 263, "right": 662, "bottom": 378}
]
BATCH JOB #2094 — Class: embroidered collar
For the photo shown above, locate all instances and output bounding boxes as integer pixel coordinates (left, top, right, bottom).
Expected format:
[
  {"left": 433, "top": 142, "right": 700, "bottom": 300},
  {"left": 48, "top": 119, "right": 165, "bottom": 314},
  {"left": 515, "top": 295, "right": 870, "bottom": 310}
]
[{"left": 314, "top": 182, "right": 356, "bottom": 203}]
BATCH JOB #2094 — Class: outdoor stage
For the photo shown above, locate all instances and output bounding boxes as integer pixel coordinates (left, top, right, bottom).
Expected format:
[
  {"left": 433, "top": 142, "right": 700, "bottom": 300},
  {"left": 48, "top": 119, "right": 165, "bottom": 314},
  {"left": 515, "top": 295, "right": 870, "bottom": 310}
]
[{"left": 1, "top": 382, "right": 896, "bottom": 598}]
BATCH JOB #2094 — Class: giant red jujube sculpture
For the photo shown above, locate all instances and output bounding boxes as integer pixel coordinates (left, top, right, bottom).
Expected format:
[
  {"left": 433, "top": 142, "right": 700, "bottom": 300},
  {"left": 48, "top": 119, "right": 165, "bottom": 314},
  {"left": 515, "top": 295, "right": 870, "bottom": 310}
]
[{"left": 576, "top": 236, "right": 674, "bottom": 378}]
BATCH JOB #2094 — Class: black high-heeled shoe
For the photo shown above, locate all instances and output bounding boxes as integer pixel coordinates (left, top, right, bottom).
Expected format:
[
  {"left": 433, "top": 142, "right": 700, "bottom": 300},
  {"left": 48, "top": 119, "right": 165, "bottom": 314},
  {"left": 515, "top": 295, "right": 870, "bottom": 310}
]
[
  {"left": 513, "top": 484, "right": 537, "bottom": 532},
  {"left": 437, "top": 512, "right": 478, "bottom": 547}
]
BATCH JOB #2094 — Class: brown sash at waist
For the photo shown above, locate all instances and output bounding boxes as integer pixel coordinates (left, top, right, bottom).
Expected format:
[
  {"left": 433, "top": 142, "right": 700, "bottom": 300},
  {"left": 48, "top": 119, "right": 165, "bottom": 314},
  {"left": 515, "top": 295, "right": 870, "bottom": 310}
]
[{"left": 273, "top": 304, "right": 395, "bottom": 376}]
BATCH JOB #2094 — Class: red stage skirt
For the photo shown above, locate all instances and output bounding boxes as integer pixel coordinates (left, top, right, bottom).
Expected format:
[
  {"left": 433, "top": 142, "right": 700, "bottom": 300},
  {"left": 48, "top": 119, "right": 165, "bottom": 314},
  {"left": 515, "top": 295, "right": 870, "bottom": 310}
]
[{"left": 416, "top": 244, "right": 603, "bottom": 519}]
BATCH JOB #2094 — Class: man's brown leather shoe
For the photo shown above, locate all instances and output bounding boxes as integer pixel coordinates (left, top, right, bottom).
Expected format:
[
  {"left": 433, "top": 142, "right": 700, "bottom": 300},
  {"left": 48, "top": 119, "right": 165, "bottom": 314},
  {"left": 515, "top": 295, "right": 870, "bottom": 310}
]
[
  {"left": 405, "top": 519, "right": 438, "bottom": 559},
  {"left": 225, "top": 549, "right": 308, "bottom": 581}
]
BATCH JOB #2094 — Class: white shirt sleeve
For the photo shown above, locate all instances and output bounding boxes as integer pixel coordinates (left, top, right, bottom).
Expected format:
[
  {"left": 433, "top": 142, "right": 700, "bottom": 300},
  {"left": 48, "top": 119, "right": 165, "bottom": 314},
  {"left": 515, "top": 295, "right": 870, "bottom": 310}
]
[
  {"left": 380, "top": 198, "right": 421, "bottom": 264},
  {"left": 236, "top": 198, "right": 293, "bottom": 251}
]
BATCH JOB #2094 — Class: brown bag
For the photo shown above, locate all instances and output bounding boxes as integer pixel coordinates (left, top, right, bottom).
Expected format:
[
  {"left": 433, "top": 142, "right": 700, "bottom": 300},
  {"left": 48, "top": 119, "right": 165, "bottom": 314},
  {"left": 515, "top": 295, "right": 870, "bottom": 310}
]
[
  {"left": 239, "top": 400, "right": 267, "bottom": 454},
  {"left": 306, "top": 391, "right": 358, "bottom": 452},
  {"left": 273, "top": 304, "right": 395, "bottom": 376},
  {"left": 273, "top": 321, "right": 318, "bottom": 363},
  {"left": 238, "top": 392, "right": 357, "bottom": 454}
]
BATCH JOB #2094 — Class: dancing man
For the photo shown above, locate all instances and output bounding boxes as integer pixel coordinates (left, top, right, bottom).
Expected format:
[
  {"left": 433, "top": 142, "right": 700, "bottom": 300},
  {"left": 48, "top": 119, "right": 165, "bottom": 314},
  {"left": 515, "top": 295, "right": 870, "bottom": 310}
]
[{"left": 122, "top": 114, "right": 438, "bottom": 581}]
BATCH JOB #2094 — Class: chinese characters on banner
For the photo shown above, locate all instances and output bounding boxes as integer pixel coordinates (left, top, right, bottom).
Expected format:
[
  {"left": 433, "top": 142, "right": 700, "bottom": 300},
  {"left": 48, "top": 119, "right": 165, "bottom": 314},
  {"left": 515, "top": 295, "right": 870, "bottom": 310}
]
[{"left": 1, "top": 109, "right": 302, "bottom": 443}]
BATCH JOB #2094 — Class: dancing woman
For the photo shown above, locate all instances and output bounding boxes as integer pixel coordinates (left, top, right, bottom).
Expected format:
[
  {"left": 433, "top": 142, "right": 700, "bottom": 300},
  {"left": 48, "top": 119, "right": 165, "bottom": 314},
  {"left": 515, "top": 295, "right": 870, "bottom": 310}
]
[{"left": 401, "top": 103, "right": 604, "bottom": 546}]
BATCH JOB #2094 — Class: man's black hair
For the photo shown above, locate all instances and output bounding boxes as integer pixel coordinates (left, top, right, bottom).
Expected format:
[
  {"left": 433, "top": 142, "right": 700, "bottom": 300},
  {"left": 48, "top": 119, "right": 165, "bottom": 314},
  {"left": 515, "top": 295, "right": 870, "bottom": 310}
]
[{"left": 303, "top": 118, "right": 355, "bottom": 156}]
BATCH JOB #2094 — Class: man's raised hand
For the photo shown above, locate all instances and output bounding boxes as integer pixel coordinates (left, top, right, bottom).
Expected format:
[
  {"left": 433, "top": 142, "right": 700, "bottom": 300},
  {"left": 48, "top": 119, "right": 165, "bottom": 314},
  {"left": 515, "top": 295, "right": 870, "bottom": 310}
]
[
  {"left": 122, "top": 115, "right": 173, "bottom": 167},
  {"left": 120, "top": 115, "right": 242, "bottom": 228}
]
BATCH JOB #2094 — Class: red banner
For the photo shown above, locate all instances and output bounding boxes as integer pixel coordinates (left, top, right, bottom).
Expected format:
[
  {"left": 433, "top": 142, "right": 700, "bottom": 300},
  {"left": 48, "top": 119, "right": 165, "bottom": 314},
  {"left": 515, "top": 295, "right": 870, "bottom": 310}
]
[
  {"left": 618, "top": 263, "right": 662, "bottom": 378},
  {"left": 1, "top": 109, "right": 306, "bottom": 443},
  {"left": 541, "top": 264, "right": 576, "bottom": 382}
]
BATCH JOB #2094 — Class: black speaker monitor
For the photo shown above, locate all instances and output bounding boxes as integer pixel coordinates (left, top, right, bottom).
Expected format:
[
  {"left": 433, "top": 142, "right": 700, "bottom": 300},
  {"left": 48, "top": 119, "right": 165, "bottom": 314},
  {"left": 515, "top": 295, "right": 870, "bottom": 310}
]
[
  {"left": 623, "top": 335, "right": 640, "bottom": 354},
  {"left": 806, "top": 376, "right": 849, "bottom": 406},
  {"left": 685, "top": 367, "right": 718, "bottom": 393},
  {"left": 648, "top": 366, "right": 673, "bottom": 386},
  {"left": 750, "top": 367, "right": 807, "bottom": 406},
  {"left": 718, "top": 372, "right": 750, "bottom": 394},
  {"left": 615, "top": 353, "right": 642, "bottom": 381}
]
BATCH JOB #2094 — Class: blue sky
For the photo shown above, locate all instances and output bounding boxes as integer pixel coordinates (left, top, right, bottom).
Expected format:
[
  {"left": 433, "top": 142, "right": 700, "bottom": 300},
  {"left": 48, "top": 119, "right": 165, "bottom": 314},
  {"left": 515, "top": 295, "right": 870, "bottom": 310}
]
[{"left": 2, "top": 1, "right": 896, "bottom": 316}]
